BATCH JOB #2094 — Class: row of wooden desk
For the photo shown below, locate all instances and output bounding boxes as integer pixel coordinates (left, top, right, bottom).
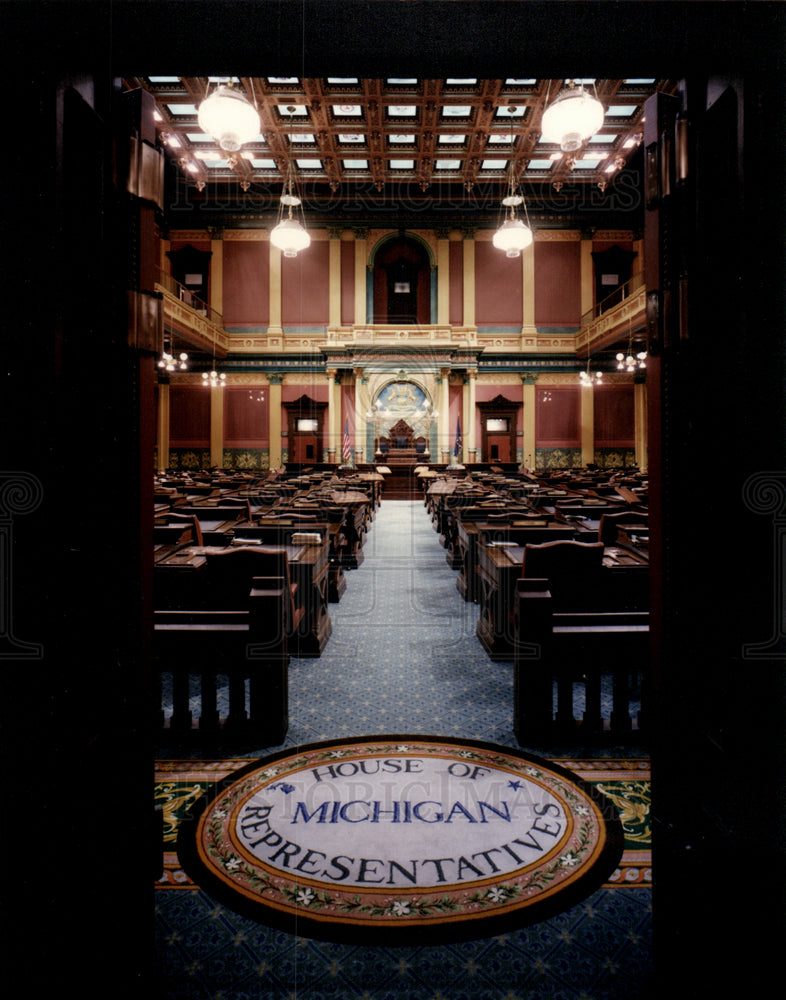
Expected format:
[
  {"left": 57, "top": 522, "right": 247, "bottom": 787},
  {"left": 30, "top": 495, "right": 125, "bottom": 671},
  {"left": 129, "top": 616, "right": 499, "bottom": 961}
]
[{"left": 425, "top": 471, "right": 650, "bottom": 661}]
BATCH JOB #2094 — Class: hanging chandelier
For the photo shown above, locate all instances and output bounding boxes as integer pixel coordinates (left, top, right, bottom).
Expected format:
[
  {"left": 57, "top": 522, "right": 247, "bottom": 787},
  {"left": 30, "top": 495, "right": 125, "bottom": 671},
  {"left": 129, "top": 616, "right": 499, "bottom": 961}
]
[
  {"left": 580, "top": 356, "right": 603, "bottom": 385},
  {"left": 493, "top": 162, "right": 533, "bottom": 259},
  {"left": 617, "top": 326, "right": 647, "bottom": 371},
  {"left": 157, "top": 343, "right": 188, "bottom": 372},
  {"left": 541, "top": 80, "right": 605, "bottom": 152},
  {"left": 197, "top": 79, "right": 260, "bottom": 152},
  {"left": 270, "top": 106, "right": 311, "bottom": 258},
  {"left": 202, "top": 336, "right": 226, "bottom": 388}
]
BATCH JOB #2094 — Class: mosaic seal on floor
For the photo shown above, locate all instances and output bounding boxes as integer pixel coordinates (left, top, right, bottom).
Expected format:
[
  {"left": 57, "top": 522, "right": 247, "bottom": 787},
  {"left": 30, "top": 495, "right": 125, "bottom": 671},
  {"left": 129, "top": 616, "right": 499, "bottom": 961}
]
[{"left": 177, "top": 736, "right": 624, "bottom": 943}]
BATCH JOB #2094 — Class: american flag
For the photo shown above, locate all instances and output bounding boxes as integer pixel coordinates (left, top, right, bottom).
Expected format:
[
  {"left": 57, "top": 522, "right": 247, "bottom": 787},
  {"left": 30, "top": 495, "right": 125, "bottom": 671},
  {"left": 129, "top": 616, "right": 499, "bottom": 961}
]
[
  {"left": 454, "top": 416, "right": 462, "bottom": 458},
  {"left": 342, "top": 418, "right": 351, "bottom": 463}
]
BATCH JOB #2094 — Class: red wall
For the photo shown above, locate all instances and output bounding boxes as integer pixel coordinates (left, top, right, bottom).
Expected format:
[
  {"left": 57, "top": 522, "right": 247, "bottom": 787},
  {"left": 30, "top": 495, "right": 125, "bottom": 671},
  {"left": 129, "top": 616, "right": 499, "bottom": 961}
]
[
  {"left": 224, "top": 386, "right": 268, "bottom": 448},
  {"left": 282, "top": 240, "right": 330, "bottom": 326},
  {"left": 534, "top": 241, "right": 581, "bottom": 327},
  {"left": 475, "top": 242, "right": 523, "bottom": 326},
  {"left": 222, "top": 241, "right": 269, "bottom": 326},
  {"left": 593, "top": 384, "right": 635, "bottom": 446},
  {"left": 536, "top": 385, "right": 581, "bottom": 446},
  {"left": 169, "top": 385, "right": 210, "bottom": 446},
  {"left": 341, "top": 240, "right": 355, "bottom": 325},
  {"left": 449, "top": 240, "right": 463, "bottom": 326}
]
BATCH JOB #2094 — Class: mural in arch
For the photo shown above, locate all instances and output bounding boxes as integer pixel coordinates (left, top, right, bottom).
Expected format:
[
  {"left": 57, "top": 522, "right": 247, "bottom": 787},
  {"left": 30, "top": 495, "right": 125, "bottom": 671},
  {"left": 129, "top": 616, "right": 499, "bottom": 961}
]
[{"left": 369, "top": 379, "right": 437, "bottom": 457}]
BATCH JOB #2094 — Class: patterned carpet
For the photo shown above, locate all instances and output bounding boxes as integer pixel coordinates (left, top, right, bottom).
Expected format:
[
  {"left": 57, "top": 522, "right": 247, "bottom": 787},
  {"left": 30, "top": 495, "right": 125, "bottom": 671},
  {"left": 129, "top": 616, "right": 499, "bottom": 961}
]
[{"left": 155, "top": 499, "right": 651, "bottom": 998}]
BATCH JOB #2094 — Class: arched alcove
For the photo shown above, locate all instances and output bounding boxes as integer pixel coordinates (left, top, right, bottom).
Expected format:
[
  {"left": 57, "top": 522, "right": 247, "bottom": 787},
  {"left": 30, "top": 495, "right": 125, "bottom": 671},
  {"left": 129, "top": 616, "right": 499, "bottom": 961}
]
[{"left": 371, "top": 234, "right": 433, "bottom": 324}]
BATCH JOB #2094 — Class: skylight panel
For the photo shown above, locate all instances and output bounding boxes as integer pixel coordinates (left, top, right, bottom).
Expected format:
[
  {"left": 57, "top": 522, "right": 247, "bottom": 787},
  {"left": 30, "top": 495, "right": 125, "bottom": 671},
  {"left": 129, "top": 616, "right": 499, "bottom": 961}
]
[
  {"left": 588, "top": 134, "right": 616, "bottom": 144},
  {"left": 167, "top": 104, "right": 197, "bottom": 115},
  {"left": 389, "top": 159, "right": 414, "bottom": 169},
  {"left": 268, "top": 77, "right": 299, "bottom": 84},
  {"left": 289, "top": 133, "right": 315, "bottom": 143},
  {"left": 435, "top": 159, "right": 461, "bottom": 170},
  {"left": 441, "top": 105, "right": 472, "bottom": 117},
  {"left": 333, "top": 104, "right": 362, "bottom": 116},
  {"left": 277, "top": 104, "right": 308, "bottom": 116},
  {"left": 480, "top": 159, "right": 507, "bottom": 170},
  {"left": 606, "top": 105, "right": 638, "bottom": 117},
  {"left": 327, "top": 78, "right": 359, "bottom": 84},
  {"left": 388, "top": 105, "right": 417, "bottom": 117},
  {"left": 296, "top": 158, "right": 322, "bottom": 169},
  {"left": 624, "top": 78, "right": 656, "bottom": 84},
  {"left": 248, "top": 158, "right": 276, "bottom": 169},
  {"left": 186, "top": 133, "right": 214, "bottom": 143},
  {"left": 342, "top": 159, "right": 369, "bottom": 170},
  {"left": 438, "top": 134, "right": 465, "bottom": 144},
  {"left": 388, "top": 134, "right": 416, "bottom": 144},
  {"left": 387, "top": 78, "right": 418, "bottom": 85},
  {"left": 527, "top": 159, "right": 554, "bottom": 170},
  {"left": 573, "top": 157, "right": 601, "bottom": 169},
  {"left": 495, "top": 106, "right": 525, "bottom": 118},
  {"left": 446, "top": 78, "right": 477, "bottom": 85},
  {"left": 505, "top": 79, "right": 537, "bottom": 85},
  {"left": 338, "top": 133, "right": 366, "bottom": 143},
  {"left": 488, "top": 134, "right": 514, "bottom": 144},
  {"left": 149, "top": 76, "right": 181, "bottom": 83}
]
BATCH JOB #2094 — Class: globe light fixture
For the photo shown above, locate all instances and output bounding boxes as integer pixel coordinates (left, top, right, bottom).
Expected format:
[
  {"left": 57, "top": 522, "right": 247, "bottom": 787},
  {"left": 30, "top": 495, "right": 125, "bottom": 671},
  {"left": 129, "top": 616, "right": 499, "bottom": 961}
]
[
  {"left": 493, "top": 164, "right": 533, "bottom": 259},
  {"left": 541, "top": 80, "right": 605, "bottom": 152},
  {"left": 197, "top": 80, "right": 260, "bottom": 152},
  {"left": 270, "top": 107, "right": 311, "bottom": 258}
]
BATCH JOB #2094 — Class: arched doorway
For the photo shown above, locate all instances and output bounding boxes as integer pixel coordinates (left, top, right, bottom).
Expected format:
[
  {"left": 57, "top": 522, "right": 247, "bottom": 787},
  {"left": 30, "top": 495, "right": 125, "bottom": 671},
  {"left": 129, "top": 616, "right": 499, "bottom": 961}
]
[{"left": 372, "top": 235, "right": 432, "bottom": 324}]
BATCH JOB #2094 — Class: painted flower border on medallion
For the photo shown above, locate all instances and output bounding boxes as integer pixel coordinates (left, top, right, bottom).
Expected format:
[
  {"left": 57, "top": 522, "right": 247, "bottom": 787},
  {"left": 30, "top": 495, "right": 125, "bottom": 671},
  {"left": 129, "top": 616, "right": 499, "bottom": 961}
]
[{"left": 177, "top": 736, "right": 624, "bottom": 944}]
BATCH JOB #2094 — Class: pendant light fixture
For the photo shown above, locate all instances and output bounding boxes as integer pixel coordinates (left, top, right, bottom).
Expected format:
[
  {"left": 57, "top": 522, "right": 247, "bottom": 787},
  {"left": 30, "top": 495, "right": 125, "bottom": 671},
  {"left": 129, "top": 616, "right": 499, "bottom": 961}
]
[
  {"left": 158, "top": 335, "right": 188, "bottom": 372},
  {"left": 580, "top": 356, "right": 603, "bottom": 385},
  {"left": 617, "top": 324, "right": 648, "bottom": 371},
  {"left": 270, "top": 106, "right": 311, "bottom": 258},
  {"left": 202, "top": 336, "right": 226, "bottom": 389},
  {"left": 197, "top": 79, "right": 260, "bottom": 152},
  {"left": 541, "top": 80, "right": 605, "bottom": 152},
  {"left": 493, "top": 110, "right": 533, "bottom": 259}
]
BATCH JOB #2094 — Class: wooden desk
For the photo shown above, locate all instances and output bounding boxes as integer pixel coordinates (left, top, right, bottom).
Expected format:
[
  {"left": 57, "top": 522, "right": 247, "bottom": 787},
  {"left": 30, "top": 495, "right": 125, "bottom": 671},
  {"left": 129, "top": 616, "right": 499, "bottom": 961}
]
[
  {"left": 476, "top": 541, "right": 648, "bottom": 661},
  {"left": 155, "top": 540, "right": 332, "bottom": 657}
]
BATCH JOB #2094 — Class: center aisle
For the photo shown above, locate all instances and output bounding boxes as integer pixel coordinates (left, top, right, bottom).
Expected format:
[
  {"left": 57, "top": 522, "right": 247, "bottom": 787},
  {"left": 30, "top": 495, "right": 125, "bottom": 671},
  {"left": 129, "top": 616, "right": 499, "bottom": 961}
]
[{"left": 284, "top": 498, "right": 516, "bottom": 750}]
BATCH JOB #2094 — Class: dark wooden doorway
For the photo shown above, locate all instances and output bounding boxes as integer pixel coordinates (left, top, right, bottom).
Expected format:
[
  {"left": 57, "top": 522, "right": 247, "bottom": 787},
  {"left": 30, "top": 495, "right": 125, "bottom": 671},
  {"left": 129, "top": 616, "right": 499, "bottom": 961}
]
[{"left": 373, "top": 236, "right": 431, "bottom": 324}]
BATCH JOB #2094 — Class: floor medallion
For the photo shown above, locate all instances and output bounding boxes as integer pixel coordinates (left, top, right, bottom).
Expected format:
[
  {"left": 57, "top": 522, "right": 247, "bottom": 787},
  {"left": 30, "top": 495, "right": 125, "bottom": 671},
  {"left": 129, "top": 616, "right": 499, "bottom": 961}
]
[{"left": 177, "top": 736, "right": 624, "bottom": 943}]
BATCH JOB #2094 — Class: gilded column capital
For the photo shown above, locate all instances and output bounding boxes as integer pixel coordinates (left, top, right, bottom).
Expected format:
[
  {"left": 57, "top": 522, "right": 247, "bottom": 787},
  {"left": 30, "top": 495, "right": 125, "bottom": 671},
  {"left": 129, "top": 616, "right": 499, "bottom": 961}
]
[
  {"left": 462, "top": 227, "right": 477, "bottom": 240},
  {"left": 206, "top": 226, "right": 224, "bottom": 240},
  {"left": 267, "top": 373, "right": 284, "bottom": 385},
  {"left": 327, "top": 226, "right": 344, "bottom": 240},
  {"left": 521, "top": 372, "right": 538, "bottom": 385},
  {"left": 353, "top": 227, "right": 369, "bottom": 241}
]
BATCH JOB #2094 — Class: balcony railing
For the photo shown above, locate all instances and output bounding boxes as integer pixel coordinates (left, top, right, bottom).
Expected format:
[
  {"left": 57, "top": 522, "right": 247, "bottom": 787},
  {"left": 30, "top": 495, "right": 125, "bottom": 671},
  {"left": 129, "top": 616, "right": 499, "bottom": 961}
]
[
  {"left": 581, "top": 271, "right": 645, "bottom": 328},
  {"left": 156, "top": 269, "right": 224, "bottom": 328}
]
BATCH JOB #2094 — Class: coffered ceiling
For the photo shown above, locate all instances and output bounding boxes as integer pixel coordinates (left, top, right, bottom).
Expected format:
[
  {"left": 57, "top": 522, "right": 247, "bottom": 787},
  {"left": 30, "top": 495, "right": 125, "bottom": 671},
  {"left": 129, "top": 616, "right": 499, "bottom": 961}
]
[{"left": 124, "top": 76, "right": 677, "bottom": 205}]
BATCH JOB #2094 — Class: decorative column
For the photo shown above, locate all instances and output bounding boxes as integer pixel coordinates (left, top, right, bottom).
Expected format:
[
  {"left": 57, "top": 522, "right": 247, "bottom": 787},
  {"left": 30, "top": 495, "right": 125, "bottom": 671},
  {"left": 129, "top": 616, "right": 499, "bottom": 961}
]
[
  {"left": 467, "top": 369, "right": 477, "bottom": 462},
  {"left": 328, "top": 227, "right": 342, "bottom": 329},
  {"left": 634, "top": 373, "right": 648, "bottom": 472},
  {"left": 521, "top": 238, "right": 536, "bottom": 338},
  {"left": 208, "top": 227, "right": 223, "bottom": 318},
  {"left": 580, "top": 229, "right": 595, "bottom": 319},
  {"left": 439, "top": 367, "right": 451, "bottom": 464},
  {"left": 354, "top": 368, "right": 365, "bottom": 465},
  {"left": 354, "top": 227, "right": 368, "bottom": 325},
  {"left": 436, "top": 228, "right": 451, "bottom": 326},
  {"left": 521, "top": 373, "right": 537, "bottom": 470},
  {"left": 210, "top": 384, "right": 224, "bottom": 469},
  {"left": 462, "top": 228, "right": 476, "bottom": 329},
  {"left": 326, "top": 368, "right": 340, "bottom": 463},
  {"left": 580, "top": 378, "right": 595, "bottom": 468},
  {"left": 268, "top": 242, "right": 283, "bottom": 335},
  {"left": 268, "top": 374, "right": 283, "bottom": 469},
  {"left": 157, "top": 380, "right": 170, "bottom": 472}
]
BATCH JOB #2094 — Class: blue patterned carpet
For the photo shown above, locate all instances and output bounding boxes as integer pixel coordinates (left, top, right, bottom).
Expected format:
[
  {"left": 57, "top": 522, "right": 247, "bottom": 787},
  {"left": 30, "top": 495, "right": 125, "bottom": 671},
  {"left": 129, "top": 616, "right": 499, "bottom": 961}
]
[{"left": 156, "top": 499, "right": 652, "bottom": 999}]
